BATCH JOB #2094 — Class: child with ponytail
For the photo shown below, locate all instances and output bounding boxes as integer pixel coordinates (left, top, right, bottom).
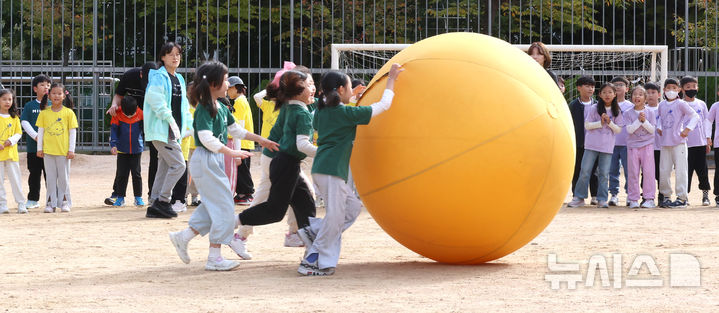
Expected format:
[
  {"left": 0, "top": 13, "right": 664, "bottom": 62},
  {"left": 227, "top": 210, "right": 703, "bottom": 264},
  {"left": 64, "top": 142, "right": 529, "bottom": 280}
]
[
  {"left": 168, "top": 61, "right": 278, "bottom": 271},
  {"left": 296, "top": 64, "right": 404, "bottom": 276}
]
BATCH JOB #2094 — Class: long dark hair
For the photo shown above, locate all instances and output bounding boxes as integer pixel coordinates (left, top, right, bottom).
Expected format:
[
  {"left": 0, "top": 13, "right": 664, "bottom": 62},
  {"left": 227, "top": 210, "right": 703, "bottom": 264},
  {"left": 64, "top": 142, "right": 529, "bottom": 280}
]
[
  {"left": 40, "top": 83, "right": 75, "bottom": 110},
  {"left": 318, "top": 70, "right": 350, "bottom": 110},
  {"left": 275, "top": 70, "right": 308, "bottom": 110},
  {"left": 596, "top": 83, "right": 620, "bottom": 117},
  {"left": 157, "top": 42, "right": 183, "bottom": 67},
  {"left": 0, "top": 89, "right": 19, "bottom": 118},
  {"left": 189, "top": 61, "right": 228, "bottom": 118}
]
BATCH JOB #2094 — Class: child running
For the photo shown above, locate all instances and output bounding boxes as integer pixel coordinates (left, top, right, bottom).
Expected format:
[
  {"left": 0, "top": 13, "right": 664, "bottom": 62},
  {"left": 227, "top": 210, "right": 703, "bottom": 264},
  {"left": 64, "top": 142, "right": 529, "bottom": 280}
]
[
  {"left": 568, "top": 83, "right": 624, "bottom": 208},
  {"left": 168, "top": 61, "right": 278, "bottom": 271},
  {"left": 296, "top": 64, "right": 404, "bottom": 276},
  {"left": 233, "top": 64, "right": 315, "bottom": 252},
  {"left": 0, "top": 89, "right": 27, "bottom": 214},
  {"left": 229, "top": 69, "right": 317, "bottom": 259},
  {"left": 623, "top": 86, "right": 657, "bottom": 208},
  {"left": 36, "top": 83, "right": 78, "bottom": 213}
]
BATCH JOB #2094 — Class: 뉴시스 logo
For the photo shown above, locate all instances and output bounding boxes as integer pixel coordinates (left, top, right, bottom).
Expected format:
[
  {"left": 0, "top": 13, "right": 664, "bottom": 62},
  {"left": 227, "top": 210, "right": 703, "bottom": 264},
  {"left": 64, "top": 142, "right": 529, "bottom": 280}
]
[{"left": 544, "top": 253, "right": 701, "bottom": 290}]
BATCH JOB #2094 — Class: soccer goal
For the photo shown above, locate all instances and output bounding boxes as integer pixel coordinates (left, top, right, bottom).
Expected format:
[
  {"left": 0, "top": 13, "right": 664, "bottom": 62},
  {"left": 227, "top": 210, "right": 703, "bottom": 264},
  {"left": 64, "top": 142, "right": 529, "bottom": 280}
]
[{"left": 331, "top": 43, "right": 669, "bottom": 96}]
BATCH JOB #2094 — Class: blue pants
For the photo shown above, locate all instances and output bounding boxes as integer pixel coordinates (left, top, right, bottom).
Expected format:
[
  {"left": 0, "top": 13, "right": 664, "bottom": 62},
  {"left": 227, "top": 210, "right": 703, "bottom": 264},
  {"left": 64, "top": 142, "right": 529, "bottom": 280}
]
[
  {"left": 609, "top": 146, "right": 628, "bottom": 196},
  {"left": 574, "top": 150, "right": 612, "bottom": 202},
  {"left": 187, "top": 147, "right": 235, "bottom": 245}
]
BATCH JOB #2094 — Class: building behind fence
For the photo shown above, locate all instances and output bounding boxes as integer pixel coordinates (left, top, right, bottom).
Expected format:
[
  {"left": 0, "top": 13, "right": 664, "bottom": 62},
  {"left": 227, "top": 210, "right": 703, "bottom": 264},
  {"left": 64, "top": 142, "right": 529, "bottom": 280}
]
[{"left": 1, "top": 1, "right": 718, "bottom": 151}]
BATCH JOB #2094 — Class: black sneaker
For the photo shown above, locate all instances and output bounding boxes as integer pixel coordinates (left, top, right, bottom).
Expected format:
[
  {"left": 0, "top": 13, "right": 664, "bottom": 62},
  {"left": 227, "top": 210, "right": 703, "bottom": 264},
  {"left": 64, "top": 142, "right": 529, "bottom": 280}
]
[
  {"left": 669, "top": 199, "right": 688, "bottom": 208},
  {"left": 659, "top": 198, "right": 672, "bottom": 208},
  {"left": 190, "top": 199, "right": 201, "bottom": 206},
  {"left": 146, "top": 200, "right": 177, "bottom": 218},
  {"left": 104, "top": 196, "right": 117, "bottom": 206}
]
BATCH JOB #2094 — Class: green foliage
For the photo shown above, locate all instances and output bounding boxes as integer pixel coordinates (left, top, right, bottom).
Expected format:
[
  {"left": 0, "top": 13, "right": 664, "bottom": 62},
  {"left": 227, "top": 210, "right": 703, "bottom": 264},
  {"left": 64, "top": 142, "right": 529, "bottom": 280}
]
[
  {"left": 673, "top": 0, "right": 719, "bottom": 48},
  {"left": 19, "top": 0, "right": 98, "bottom": 61}
]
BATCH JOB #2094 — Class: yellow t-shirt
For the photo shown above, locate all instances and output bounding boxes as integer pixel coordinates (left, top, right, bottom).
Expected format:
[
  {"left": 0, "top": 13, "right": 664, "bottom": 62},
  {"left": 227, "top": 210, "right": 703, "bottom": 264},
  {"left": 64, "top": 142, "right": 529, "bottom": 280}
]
[
  {"left": 232, "top": 96, "right": 255, "bottom": 150},
  {"left": 259, "top": 99, "right": 279, "bottom": 138},
  {"left": 36, "top": 106, "right": 78, "bottom": 156},
  {"left": 188, "top": 106, "right": 196, "bottom": 150},
  {"left": 0, "top": 115, "right": 22, "bottom": 162},
  {"left": 181, "top": 136, "right": 191, "bottom": 161}
]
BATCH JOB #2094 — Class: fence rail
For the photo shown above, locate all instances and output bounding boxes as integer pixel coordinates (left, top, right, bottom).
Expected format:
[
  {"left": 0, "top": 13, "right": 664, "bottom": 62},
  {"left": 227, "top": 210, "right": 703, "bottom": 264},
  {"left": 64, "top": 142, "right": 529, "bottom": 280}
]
[{"left": 2, "top": 1, "right": 719, "bottom": 151}]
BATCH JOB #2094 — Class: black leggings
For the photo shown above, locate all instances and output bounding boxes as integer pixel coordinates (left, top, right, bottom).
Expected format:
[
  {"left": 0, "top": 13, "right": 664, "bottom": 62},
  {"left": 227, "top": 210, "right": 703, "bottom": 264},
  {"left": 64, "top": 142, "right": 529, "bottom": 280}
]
[
  {"left": 235, "top": 150, "right": 254, "bottom": 195},
  {"left": 688, "top": 146, "right": 710, "bottom": 193},
  {"left": 112, "top": 153, "right": 142, "bottom": 197},
  {"left": 147, "top": 143, "right": 158, "bottom": 198},
  {"left": 238, "top": 152, "right": 315, "bottom": 228}
]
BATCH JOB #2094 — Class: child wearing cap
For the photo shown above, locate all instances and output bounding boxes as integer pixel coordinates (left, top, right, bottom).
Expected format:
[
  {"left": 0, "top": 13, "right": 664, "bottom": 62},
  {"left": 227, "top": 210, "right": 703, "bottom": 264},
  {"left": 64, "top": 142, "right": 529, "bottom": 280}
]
[{"left": 227, "top": 76, "right": 255, "bottom": 205}]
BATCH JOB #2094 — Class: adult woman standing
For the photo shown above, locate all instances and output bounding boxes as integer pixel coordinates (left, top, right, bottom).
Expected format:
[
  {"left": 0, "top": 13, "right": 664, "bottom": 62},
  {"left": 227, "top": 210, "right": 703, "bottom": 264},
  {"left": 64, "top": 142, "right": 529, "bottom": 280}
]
[
  {"left": 527, "top": 41, "right": 560, "bottom": 86},
  {"left": 144, "top": 42, "right": 193, "bottom": 218}
]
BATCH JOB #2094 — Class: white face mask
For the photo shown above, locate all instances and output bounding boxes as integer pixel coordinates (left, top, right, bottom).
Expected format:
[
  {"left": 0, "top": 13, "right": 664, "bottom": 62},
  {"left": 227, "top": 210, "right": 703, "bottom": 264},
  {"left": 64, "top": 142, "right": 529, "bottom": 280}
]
[{"left": 665, "top": 90, "right": 679, "bottom": 100}]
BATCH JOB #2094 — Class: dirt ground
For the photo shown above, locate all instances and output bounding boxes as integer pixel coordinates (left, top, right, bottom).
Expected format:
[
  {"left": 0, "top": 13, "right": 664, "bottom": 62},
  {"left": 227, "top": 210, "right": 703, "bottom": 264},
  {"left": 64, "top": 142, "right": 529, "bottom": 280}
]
[{"left": 1, "top": 152, "right": 718, "bottom": 312}]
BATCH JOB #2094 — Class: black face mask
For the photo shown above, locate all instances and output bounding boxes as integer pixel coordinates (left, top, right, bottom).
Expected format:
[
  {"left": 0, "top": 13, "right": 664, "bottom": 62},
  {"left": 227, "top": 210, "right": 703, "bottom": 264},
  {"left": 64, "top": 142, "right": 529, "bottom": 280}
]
[{"left": 685, "top": 89, "right": 698, "bottom": 98}]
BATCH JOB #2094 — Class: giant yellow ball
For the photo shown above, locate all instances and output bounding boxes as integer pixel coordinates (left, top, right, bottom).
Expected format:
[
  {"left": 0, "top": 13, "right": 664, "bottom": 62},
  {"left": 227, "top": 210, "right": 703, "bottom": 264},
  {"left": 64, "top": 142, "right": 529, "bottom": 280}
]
[{"left": 351, "top": 33, "right": 574, "bottom": 264}]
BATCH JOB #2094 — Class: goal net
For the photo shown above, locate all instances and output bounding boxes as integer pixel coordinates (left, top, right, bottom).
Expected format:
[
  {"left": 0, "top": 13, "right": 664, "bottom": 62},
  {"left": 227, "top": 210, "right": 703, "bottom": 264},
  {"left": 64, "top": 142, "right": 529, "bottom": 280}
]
[{"left": 331, "top": 43, "right": 668, "bottom": 99}]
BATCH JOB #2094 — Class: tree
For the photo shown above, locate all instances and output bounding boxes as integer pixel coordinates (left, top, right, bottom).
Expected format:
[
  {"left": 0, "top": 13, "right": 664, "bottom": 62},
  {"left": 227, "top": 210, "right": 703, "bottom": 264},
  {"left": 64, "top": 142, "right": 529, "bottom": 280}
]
[{"left": 20, "top": 0, "right": 98, "bottom": 82}]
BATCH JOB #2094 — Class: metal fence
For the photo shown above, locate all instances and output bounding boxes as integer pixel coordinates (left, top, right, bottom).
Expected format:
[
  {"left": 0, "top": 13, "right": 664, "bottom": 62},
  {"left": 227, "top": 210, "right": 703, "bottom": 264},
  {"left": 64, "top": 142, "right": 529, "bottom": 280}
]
[{"left": 1, "top": 0, "right": 719, "bottom": 150}]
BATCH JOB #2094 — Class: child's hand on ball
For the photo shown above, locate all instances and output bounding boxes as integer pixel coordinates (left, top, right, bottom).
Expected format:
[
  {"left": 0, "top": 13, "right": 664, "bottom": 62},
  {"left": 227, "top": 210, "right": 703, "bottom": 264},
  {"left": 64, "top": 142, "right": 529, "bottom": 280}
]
[{"left": 388, "top": 63, "right": 404, "bottom": 80}]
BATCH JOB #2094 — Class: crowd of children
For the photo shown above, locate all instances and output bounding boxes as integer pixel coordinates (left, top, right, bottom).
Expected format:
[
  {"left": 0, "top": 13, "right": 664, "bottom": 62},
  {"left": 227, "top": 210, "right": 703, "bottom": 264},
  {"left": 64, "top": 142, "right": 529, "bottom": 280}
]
[
  {"left": 8, "top": 41, "right": 719, "bottom": 276},
  {"left": 567, "top": 75, "right": 715, "bottom": 209}
]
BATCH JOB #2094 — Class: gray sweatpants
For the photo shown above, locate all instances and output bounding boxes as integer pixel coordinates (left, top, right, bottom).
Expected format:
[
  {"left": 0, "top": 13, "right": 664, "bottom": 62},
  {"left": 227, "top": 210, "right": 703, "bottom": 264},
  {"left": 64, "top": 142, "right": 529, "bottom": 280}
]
[
  {"left": 44, "top": 154, "right": 71, "bottom": 208},
  {"left": 0, "top": 160, "right": 26, "bottom": 208},
  {"left": 307, "top": 173, "right": 362, "bottom": 270},
  {"left": 188, "top": 147, "right": 235, "bottom": 245},
  {"left": 151, "top": 140, "right": 186, "bottom": 203}
]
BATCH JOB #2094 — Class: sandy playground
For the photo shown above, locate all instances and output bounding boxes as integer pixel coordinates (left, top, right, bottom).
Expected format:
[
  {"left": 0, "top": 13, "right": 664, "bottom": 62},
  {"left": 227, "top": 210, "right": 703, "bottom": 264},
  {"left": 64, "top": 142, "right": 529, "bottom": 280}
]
[{"left": 1, "top": 152, "right": 718, "bottom": 312}]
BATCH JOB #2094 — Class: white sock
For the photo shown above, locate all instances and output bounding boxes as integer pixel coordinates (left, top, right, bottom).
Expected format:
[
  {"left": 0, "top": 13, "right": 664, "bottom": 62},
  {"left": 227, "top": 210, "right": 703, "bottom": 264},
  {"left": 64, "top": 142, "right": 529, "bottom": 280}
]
[
  {"left": 208, "top": 247, "right": 222, "bottom": 260},
  {"left": 180, "top": 228, "right": 197, "bottom": 242}
]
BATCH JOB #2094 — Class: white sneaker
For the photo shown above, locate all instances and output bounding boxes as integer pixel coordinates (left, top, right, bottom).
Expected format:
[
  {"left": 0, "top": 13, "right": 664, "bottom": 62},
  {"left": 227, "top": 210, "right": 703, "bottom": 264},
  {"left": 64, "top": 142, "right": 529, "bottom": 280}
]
[
  {"left": 284, "top": 232, "right": 305, "bottom": 247},
  {"left": 608, "top": 195, "right": 618, "bottom": 206},
  {"left": 17, "top": 203, "right": 28, "bottom": 214},
  {"left": 26, "top": 200, "right": 39, "bottom": 209},
  {"left": 641, "top": 200, "right": 655, "bottom": 208},
  {"left": 171, "top": 200, "right": 187, "bottom": 213},
  {"left": 628, "top": 200, "right": 640, "bottom": 209},
  {"left": 297, "top": 258, "right": 335, "bottom": 276},
  {"left": 169, "top": 231, "right": 191, "bottom": 264},
  {"left": 567, "top": 197, "right": 585, "bottom": 208},
  {"left": 590, "top": 197, "right": 598, "bottom": 205},
  {"left": 227, "top": 233, "right": 252, "bottom": 260},
  {"left": 205, "top": 257, "right": 240, "bottom": 271},
  {"left": 61, "top": 202, "right": 71, "bottom": 213},
  {"left": 44, "top": 205, "right": 55, "bottom": 213},
  {"left": 0, "top": 206, "right": 8, "bottom": 214}
]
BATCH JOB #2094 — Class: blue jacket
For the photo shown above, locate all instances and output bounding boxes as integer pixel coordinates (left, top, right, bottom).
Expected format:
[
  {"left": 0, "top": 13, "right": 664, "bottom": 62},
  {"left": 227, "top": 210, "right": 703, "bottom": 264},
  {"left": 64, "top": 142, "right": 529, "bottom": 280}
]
[
  {"left": 143, "top": 66, "right": 193, "bottom": 143},
  {"left": 111, "top": 108, "right": 144, "bottom": 154}
]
